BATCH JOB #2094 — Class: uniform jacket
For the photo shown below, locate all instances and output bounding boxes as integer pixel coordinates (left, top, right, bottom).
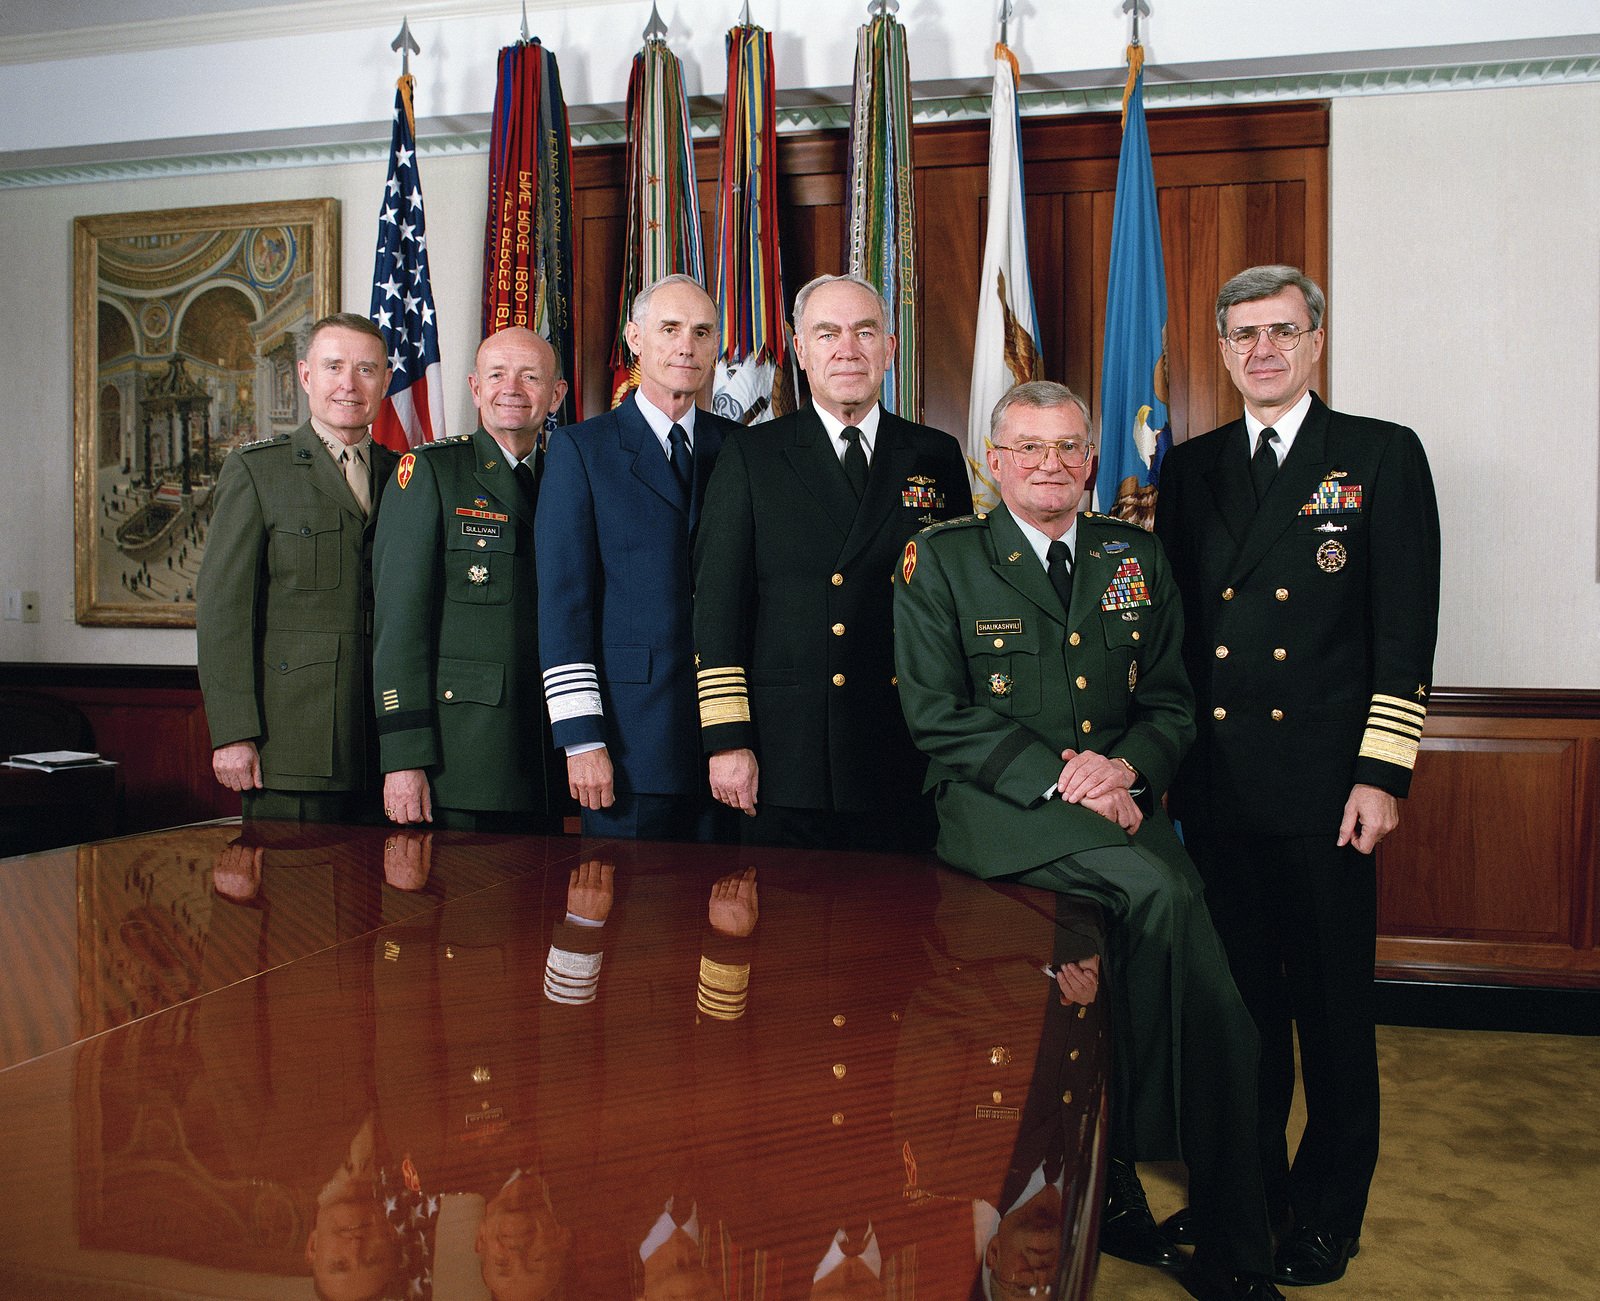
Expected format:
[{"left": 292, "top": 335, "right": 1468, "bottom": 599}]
[
  {"left": 892, "top": 504, "right": 1195, "bottom": 876},
  {"left": 1154, "top": 393, "right": 1441, "bottom": 835},
  {"left": 197, "top": 421, "right": 397, "bottom": 792},
  {"left": 535, "top": 394, "right": 736, "bottom": 796},
  {"left": 371, "top": 428, "right": 552, "bottom": 813},
  {"left": 693, "top": 404, "right": 971, "bottom": 812}
]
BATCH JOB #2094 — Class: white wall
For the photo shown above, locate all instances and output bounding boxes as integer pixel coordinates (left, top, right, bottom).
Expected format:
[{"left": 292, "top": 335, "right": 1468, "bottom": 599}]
[{"left": 1329, "top": 83, "right": 1600, "bottom": 688}]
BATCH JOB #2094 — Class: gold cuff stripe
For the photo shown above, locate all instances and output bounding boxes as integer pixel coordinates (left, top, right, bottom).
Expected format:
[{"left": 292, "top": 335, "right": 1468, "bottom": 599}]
[
  {"left": 697, "top": 667, "right": 751, "bottom": 727},
  {"left": 1358, "top": 726, "right": 1421, "bottom": 769},
  {"left": 698, "top": 697, "right": 751, "bottom": 727},
  {"left": 697, "top": 667, "right": 748, "bottom": 685},
  {"left": 697, "top": 956, "right": 750, "bottom": 1020},
  {"left": 1372, "top": 692, "right": 1428, "bottom": 719},
  {"left": 1368, "top": 704, "right": 1425, "bottom": 737}
]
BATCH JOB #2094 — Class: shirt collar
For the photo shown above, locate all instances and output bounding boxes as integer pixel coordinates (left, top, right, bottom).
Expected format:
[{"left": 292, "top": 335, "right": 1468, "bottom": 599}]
[
  {"left": 813, "top": 402, "right": 880, "bottom": 458},
  {"left": 1244, "top": 388, "right": 1313, "bottom": 461},
  {"left": 633, "top": 389, "right": 696, "bottom": 455},
  {"left": 310, "top": 418, "right": 370, "bottom": 461},
  {"left": 1009, "top": 509, "right": 1080, "bottom": 571},
  {"left": 812, "top": 1225, "right": 882, "bottom": 1283}
]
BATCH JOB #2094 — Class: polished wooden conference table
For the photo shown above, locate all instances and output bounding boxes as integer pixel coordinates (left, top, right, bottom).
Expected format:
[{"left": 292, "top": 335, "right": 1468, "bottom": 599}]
[{"left": 0, "top": 820, "right": 1108, "bottom": 1300}]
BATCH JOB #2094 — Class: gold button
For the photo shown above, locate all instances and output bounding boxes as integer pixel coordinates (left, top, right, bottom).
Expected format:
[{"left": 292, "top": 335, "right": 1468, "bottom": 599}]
[
  {"left": 831, "top": 1112, "right": 845, "bottom": 1126},
  {"left": 890, "top": 675, "right": 898, "bottom": 686},
  {"left": 992, "top": 1090, "right": 1004, "bottom": 1103},
  {"left": 1080, "top": 719, "right": 1092, "bottom": 733},
  {"left": 1222, "top": 587, "right": 1235, "bottom": 600},
  {"left": 1132, "top": 631, "right": 1141, "bottom": 641},
  {"left": 1069, "top": 632, "right": 1081, "bottom": 646},
  {"left": 1062, "top": 1090, "right": 1073, "bottom": 1104},
  {"left": 1215, "top": 645, "right": 1229, "bottom": 659},
  {"left": 832, "top": 623, "right": 845, "bottom": 636},
  {"left": 832, "top": 1014, "right": 846, "bottom": 1027},
  {"left": 831, "top": 572, "right": 844, "bottom": 586},
  {"left": 444, "top": 689, "right": 454, "bottom": 700},
  {"left": 993, "top": 637, "right": 1005, "bottom": 648},
  {"left": 1271, "top": 708, "right": 1285, "bottom": 721},
  {"left": 1075, "top": 675, "right": 1088, "bottom": 689},
  {"left": 1213, "top": 706, "right": 1226, "bottom": 721},
  {"left": 1069, "top": 1049, "right": 1080, "bottom": 1062},
  {"left": 1273, "top": 648, "right": 1287, "bottom": 661},
  {"left": 832, "top": 1063, "right": 846, "bottom": 1079},
  {"left": 1077, "top": 1005, "right": 1086, "bottom": 1019},
  {"left": 1276, "top": 587, "right": 1289, "bottom": 601},
  {"left": 476, "top": 538, "right": 486, "bottom": 548},
  {"left": 832, "top": 673, "right": 845, "bottom": 686}
]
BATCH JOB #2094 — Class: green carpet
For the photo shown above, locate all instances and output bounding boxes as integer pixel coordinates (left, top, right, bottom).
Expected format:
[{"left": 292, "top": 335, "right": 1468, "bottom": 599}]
[{"left": 1095, "top": 1025, "right": 1600, "bottom": 1298}]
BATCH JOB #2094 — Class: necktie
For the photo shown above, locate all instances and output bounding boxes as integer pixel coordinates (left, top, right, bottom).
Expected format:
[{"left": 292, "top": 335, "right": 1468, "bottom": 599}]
[
  {"left": 339, "top": 446, "right": 370, "bottom": 516},
  {"left": 515, "top": 457, "right": 537, "bottom": 510},
  {"left": 840, "top": 426, "right": 869, "bottom": 499},
  {"left": 1046, "top": 539, "right": 1073, "bottom": 618},
  {"left": 1250, "top": 426, "right": 1279, "bottom": 505},
  {"left": 668, "top": 423, "right": 693, "bottom": 500}
]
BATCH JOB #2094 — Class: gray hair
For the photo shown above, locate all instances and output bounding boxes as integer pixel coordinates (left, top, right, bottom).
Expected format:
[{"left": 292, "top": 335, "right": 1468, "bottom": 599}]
[
  {"left": 1215, "top": 265, "right": 1326, "bottom": 335},
  {"left": 792, "top": 272, "right": 891, "bottom": 337},
  {"left": 307, "top": 312, "right": 385, "bottom": 354},
  {"left": 990, "top": 380, "right": 1092, "bottom": 443},
  {"left": 629, "top": 272, "right": 711, "bottom": 328}
]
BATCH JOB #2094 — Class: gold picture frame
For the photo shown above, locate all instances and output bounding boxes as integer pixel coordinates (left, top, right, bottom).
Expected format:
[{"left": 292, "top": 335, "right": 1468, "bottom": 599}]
[{"left": 73, "top": 198, "right": 340, "bottom": 627}]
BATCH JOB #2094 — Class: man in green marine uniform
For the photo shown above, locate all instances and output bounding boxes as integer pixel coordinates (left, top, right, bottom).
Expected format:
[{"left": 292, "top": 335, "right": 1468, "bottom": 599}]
[
  {"left": 892, "top": 380, "right": 1281, "bottom": 1301},
  {"left": 197, "top": 313, "right": 398, "bottom": 822},
  {"left": 370, "top": 326, "right": 565, "bottom": 831}
]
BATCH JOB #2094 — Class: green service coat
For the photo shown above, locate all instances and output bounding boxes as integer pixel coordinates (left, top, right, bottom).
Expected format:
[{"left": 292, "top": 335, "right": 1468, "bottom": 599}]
[
  {"left": 197, "top": 422, "right": 397, "bottom": 792},
  {"left": 370, "top": 429, "right": 553, "bottom": 814},
  {"left": 891, "top": 504, "right": 1196, "bottom": 877}
]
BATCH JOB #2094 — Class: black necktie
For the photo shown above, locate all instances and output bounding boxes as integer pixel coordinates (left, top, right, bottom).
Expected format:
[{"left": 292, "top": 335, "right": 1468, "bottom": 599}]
[
  {"left": 515, "top": 458, "right": 537, "bottom": 510},
  {"left": 1250, "top": 427, "right": 1279, "bottom": 505},
  {"left": 668, "top": 423, "right": 692, "bottom": 500},
  {"left": 1046, "top": 539, "right": 1073, "bottom": 618},
  {"left": 840, "top": 426, "right": 869, "bottom": 500}
]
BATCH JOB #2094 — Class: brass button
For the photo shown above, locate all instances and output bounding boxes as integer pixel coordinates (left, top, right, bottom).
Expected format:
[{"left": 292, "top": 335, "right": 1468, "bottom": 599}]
[
  {"left": 1075, "top": 675, "right": 1088, "bottom": 689},
  {"left": 832, "top": 623, "right": 845, "bottom": 636},
  {"left": 1222, "top": 587, "right": 1235, "bottom": 600},
  {"left": 1215, "top": 645, "right": 1229, "bottom": 659},
  {"left": 832, "top": 1014, "right": 846, "bottom": 1027},
  {"left": 890, "top": 675, "right": 898, "bottom": 686},
  {"left": 1276, "top": 587, "right": 1289, "bottom": 601},
  {"left": 1080, "top": 719, "right": 1092, "bottom": 733},
  {"left": 1273, "top": 648, "right": 1287, "bottom": 661},
  {"left": 477, "top": 538, "right": 486, "bottom": 548},
  {"left": 832, "top": 1063, "right": 846, "bottom": 1079},
  {"left": 1271, "top": 708, "right": 1285, "bottom": 721},
  {"left": 1213, "top": 706, "right": 1226, "bottom": 721},
  {"left": 1069, "top": 1049, "right": 1080, "bottom": 1062},
  {"left": 831, "top": 572, "right": 844, "bottom": 587},
  {"left": 444, "top": 689, "right": 454, "bottom": 700},
  {"left": 832, "top": 673, "right": 845, "bottom": 686},
  {"left": 1132, "top": 631, "right": 1141, "bottom": 641},
  {"left": 993, "top": 637, "right": 1005, "bottom": 648},
  {"left": 299, "top": 525, "right": 311, "bottom": 536},
  {"left": 1062, "top": 1089, "right": 1073, "bottom": 1104},
  {"left": 1069, "top": 632, "right": 1081, "bottom": 647},
  {"left": 831, "top": 1112, "right": 844, "bottom": 1126}
]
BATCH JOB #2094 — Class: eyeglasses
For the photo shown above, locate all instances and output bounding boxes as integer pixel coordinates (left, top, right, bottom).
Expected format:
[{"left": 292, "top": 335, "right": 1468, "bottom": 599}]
[
  {"left": 992, "top": 439, "right": 1093, "bottom": 470},
  {"left": 1223, "top": 322, "right": 1312, "bottom": 353}
]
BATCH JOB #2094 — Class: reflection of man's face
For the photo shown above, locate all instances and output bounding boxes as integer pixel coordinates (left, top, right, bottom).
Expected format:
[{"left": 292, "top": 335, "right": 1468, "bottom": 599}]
[
  {"left": 475, "top": 1178, "right": 570, "bottom": 1301},
  {"left": 640, "top": 1227, "right": 723, "bottom": 1301},
  {"left": 306, "top": 1190, "right": 400, "bottom": 1301},
  {"left": 811, "top": 1256, "right": 886, "bottom": 1299},
  {"left": 985, "top": 1184, "right": 1062, "bottom": 1300}
]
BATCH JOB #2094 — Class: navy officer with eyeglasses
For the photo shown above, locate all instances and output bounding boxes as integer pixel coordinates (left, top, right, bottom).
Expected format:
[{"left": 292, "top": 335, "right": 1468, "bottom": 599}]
[
  {"left": 1155, "top": 265, "right": 1441, "bottom": 1288},
  {"left": 894, "top": 380, "right": 1282, "bottom": 1301}
]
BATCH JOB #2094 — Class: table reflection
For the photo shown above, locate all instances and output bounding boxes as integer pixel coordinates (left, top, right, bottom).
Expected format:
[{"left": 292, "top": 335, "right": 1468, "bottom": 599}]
[{"left": 0, "top": 825, "right": 1107, "bottom": 1298}]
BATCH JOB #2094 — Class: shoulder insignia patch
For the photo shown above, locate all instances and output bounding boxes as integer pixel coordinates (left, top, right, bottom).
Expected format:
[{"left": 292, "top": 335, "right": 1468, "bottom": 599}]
[
  {"left": 901, "top": 540, "right": 917, "bottom": 585},
  {"left": 396, "top": 453, "right": 415, "bottom": 489}
]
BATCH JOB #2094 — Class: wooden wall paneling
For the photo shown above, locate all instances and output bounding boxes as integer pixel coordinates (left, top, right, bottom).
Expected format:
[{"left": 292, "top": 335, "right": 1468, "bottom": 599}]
[{"left": 917, "top": 158, "right": 985, "bottom": 432}]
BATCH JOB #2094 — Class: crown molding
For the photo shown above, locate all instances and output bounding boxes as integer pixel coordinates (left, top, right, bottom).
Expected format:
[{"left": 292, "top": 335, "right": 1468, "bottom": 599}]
[{"left": 4, "top": 38, "right": 1597, "bottom": 189}]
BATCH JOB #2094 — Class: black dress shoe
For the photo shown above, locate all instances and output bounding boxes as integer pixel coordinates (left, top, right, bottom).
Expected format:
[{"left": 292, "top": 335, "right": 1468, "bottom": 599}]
[
  {"left": 1181, "top": 1268, "right": 1286, "bottom": 1300},
  {"left": 1273, "top": 1226, "right": 1359, "bottom": 1286},
  {"left": 1100, "top": 1158, "right": 1185, "bottom": 1268},
  {"left": 1163, "top": 1205, "right": 1200, "bottom": 1245}
]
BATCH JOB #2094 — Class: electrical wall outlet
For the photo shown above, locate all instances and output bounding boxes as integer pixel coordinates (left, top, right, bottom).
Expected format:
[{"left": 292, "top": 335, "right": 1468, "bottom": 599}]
[
  {"left": 22, "top": 591, "right": 40, "bottom": 623},
  {"left": 2, "top": 590, "right": 19, "bottom": 621}
]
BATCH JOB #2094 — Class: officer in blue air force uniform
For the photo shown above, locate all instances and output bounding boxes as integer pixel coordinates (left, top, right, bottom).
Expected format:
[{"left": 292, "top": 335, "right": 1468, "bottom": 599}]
[{"left": 893, "top": 381, "right": 1283, "bottom": 1301}]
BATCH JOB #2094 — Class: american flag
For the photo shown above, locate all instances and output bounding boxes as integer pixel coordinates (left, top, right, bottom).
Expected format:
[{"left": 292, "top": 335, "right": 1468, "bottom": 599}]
[{"left": 369, "top": 75, "right": 445, "bottom": 451}]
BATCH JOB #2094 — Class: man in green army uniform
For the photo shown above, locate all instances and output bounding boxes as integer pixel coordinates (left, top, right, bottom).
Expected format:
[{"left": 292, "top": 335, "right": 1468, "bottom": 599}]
[
  {"left": 371, "top": 327, "right": 564, "bottom": 830},
  {"left": 892, "top": 380, "right": 1281, "bottom": 1301},
  {"left": 198, "top": 313, "right": 398, "bottom": 822}
]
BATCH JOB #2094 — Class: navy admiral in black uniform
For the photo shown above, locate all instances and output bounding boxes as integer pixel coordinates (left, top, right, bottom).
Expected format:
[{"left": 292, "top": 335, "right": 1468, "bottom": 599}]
[
  {"left": 692, "top": 272, "right": 971, "bottom": 850},
  {"left": 1155, "top": 265, "right": 1441, "bottom": 1287}
]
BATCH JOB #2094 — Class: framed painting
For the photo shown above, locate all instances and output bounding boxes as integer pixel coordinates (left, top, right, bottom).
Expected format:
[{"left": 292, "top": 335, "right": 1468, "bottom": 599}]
[{"left": 72, "top": 198, "right": 340, "bottom": 627}]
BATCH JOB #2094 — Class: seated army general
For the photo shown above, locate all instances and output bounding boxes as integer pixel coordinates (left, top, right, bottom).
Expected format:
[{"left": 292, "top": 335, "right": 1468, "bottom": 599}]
[{"left": 891, "top": 381, "right": 1280, "bottom": 1301}]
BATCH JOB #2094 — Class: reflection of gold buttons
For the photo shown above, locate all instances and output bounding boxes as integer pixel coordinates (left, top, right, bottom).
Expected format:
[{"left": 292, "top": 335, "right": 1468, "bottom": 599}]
[
  {"left": 1276, "top": 587, "right": 1289, "bottom": 601},
  {"left": 993, "top": 637, "right": 1005, "bottom": 648},
  {"left": 444, "top": 690, "right": 454, "bottom": 700},
  {"left": 1222, "top": 587, "right": 1235, "bottom": 600},
  {"left": 831, "top": 1112, "right": 844, "bottom": 1126},
  {"left": 1273, "top": 648, "right": 1287, "bottom": 661},
  {"left": 992, "top": 1090, "right": 1004, "bottom": 1103},
  {"left": 1213, "top": 707, "right": 1226, "bottom": 721},
  {"left": 1271, "top": 709, "right": 1285, "bottom": 721},
  {"left": 988, "top": 1046, "right": 1012, "bottom": 1066},
  {"left": 1215, "top": 645, "right": 1229, "bottom": 659},
  {"left": 832, "top": 1063, "right": 847, "bottom": 1079},
  {"left": 1069, "top": 632, "right": 1081, "bottom": 646},
  {"left": 472, "top": 1065, "right": 492, "bottom": 1084},
  {"left": 1075, "top": 675, "right": 1088, "bottom": 689},
  {"left": 1081, "top": 720, "right": 1092, "bottom": 733},
  {"left": 1132, "top": 631, "right": 1141, "bottom": 641},
  {"left": 832, "top": 623, "right": 845, "bottom": 636},
  {"left": 832, "top": 673, "right": 845, "bottom": 686},
  {"left": 831, "top": 572, "right": 844, "bottom": 586},
  {"left": 833, "top": 1014, "right": 846, "bottom": 1027},
  {"left": 890, "top": 1011, "right": 901, "bottom": 1023}
]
